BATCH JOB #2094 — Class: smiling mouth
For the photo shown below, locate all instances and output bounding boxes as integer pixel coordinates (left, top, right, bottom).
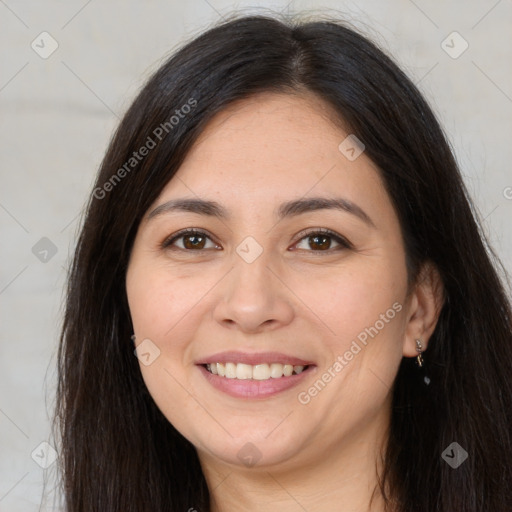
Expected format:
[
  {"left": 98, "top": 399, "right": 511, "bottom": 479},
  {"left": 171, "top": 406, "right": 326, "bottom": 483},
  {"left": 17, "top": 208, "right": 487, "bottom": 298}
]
[{"left": 204, "top": 362, "right": 309, "bottom": 380}]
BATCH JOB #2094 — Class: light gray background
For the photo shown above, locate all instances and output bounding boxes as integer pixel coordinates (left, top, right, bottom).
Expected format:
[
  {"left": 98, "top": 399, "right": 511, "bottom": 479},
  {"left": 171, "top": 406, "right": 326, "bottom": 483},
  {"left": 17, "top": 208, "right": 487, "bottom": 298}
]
[{"left": 1, "top": 0, "right": 511, "bottom": 510}]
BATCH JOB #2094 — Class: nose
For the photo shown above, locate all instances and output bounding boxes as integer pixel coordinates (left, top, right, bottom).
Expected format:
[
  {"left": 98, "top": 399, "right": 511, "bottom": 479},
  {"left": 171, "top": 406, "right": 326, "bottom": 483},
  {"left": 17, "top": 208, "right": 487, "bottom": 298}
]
[{"left": 212, "top": 251, "right": 295, "bottom": 334}]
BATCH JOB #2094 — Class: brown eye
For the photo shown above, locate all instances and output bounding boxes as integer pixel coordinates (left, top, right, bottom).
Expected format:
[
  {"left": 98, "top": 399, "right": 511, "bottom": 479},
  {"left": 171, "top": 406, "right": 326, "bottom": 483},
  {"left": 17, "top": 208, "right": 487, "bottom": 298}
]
[
  {"left": 162, "top": 230, "right": 220, "bottom": 251},
  {"left": 293, "top": 229, "right": 352, "bottom": 252},
  {"left": 182, "top": 233, "right": 207, "bottom": 250}
]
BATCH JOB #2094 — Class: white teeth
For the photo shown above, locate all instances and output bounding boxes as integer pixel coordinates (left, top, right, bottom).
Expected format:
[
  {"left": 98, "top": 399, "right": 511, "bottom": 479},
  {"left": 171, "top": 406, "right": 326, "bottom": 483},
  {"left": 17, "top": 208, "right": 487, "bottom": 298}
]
[
  {"left": 253, "top": 364, "right": 270, "bottom": 380},
  {"left": 236, "top": 363, "right": 253, "bottom": 380},
  {"left": 270, "top": 363, "right": 284, "bottom": 378},
  {"left": 225, "top": 362, "right": 236, "bottom": 379},
  {"left": 283, "top": 364, "right": 293, "bottom": 377},
  {"left": 205, "top": 362, "right": 308, "bottom": 380}
]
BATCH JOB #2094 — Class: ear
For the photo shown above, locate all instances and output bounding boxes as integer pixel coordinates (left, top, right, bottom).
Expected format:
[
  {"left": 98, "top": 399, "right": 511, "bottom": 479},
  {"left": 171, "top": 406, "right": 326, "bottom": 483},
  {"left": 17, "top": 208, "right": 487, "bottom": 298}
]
[{"left": 402, "top": 261, "right": 444, "bottom": 358}]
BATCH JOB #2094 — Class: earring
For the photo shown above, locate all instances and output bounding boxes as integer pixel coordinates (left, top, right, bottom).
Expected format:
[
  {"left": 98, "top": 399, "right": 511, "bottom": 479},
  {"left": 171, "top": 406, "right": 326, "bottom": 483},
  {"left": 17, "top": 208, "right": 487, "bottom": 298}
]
[
  {"left": 415, "top": 339, "right": 424, "bottom": 367},
  {"left": 131, "top": 334, "right": 136, "bottom": 346}
]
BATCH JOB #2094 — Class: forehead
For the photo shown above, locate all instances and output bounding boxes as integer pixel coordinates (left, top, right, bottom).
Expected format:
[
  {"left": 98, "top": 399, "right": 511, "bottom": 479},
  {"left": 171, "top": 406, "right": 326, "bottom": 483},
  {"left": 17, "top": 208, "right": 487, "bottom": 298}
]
[
  {"left": 182, "top": 92, "right": 345, "bottom": 179},
  {"left": 158, "top": 92, "right": 386, "bottom": 214}
]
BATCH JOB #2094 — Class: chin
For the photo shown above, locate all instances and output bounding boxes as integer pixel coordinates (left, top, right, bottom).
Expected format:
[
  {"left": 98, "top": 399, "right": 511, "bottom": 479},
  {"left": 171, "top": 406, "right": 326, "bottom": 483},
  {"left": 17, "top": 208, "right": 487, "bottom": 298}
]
[{"left": 192, "top": 424, "right": 308, "bottom": 470}]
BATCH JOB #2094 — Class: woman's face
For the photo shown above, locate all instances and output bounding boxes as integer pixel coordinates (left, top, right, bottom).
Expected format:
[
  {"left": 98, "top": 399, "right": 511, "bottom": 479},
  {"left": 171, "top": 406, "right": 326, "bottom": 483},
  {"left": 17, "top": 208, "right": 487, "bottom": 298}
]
[{"left": 126, "top": 92, "right": 419, "bottom": 472}]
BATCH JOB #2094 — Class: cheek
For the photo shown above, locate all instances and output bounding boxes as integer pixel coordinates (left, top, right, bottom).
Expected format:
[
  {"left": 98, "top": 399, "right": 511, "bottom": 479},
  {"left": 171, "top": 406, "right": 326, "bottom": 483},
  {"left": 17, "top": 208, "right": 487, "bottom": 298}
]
[
  {"left": 126, "top": 262, "right": 210, "bottom": 439},
  {"left": 126, "top": 261, "right": 205, "bottom": 339},
  {"left": 292, "top": 256, "right": 407, "bottom": 407},
  {"left": 295, "top": 258, "right": 406, "bottom": 346}
]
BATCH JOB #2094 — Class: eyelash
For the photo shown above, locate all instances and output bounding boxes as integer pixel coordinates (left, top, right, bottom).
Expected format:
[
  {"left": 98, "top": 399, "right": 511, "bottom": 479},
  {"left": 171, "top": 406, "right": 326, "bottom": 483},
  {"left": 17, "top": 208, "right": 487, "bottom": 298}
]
[{"left": 161, "top": 228, "right": 353, "bottom": 253}]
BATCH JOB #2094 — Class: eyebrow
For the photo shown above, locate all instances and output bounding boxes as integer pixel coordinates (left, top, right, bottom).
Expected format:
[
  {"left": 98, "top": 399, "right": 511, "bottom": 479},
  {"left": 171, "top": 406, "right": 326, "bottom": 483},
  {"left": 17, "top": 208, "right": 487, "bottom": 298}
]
[{"left": 147, "top": 196, "right": 375, "bottom": 227}]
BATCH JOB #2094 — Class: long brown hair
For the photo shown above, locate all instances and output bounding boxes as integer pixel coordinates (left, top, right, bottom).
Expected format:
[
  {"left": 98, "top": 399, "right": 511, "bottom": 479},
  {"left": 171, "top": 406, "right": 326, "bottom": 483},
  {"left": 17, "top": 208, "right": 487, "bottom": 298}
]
[{"left": 54, "top": 13, "right": 512, "bottom": 511}]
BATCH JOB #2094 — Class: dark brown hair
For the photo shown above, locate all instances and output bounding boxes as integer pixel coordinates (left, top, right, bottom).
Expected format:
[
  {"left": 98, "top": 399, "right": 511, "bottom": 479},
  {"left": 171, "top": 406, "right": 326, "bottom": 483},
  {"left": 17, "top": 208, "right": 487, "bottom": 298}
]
[{"left": 54, "top": 12, "right": 512, "bottom": 511}]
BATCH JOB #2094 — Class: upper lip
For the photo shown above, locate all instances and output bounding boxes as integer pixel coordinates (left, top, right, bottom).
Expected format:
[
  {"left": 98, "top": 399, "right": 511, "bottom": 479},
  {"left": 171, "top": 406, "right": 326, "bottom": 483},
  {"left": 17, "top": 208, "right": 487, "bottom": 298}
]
[{"left": 196, "top": 351, "right": 314, "bottom": 366}]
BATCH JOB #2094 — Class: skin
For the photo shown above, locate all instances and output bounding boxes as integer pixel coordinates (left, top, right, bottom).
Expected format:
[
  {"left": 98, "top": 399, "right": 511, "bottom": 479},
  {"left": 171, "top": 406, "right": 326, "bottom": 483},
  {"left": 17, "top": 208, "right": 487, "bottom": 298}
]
[{"left": 126, "top": 91, "right": 443, "bottom": 511}]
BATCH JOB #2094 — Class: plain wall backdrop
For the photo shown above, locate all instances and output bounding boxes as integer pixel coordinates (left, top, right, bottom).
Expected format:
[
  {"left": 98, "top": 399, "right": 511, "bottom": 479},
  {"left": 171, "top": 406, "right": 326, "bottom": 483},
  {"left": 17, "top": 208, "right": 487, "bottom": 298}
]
[{"left": 1, "top": 0, "right": 511, "bottom": 510}]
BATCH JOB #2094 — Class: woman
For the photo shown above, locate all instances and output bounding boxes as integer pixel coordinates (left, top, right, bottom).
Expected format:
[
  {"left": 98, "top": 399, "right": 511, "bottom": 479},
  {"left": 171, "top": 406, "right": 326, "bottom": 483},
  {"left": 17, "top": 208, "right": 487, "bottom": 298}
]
[{"left": 55, "top": 13, "right": 512, "bottom": 511}]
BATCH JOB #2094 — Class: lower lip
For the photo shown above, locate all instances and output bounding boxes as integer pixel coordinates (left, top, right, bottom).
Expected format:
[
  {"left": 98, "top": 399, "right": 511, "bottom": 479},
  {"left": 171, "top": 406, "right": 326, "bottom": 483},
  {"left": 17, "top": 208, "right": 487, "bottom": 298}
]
[{"left": 198, "top": 365, "right": 315, "bottom": 399}]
